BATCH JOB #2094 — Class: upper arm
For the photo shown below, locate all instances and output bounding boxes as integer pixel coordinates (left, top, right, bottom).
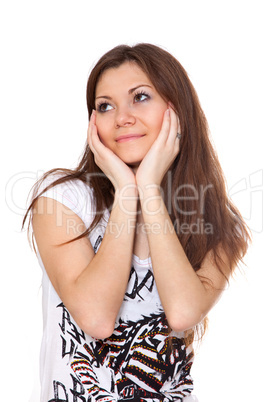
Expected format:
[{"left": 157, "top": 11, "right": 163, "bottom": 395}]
[{"left": 32, "top": 196, "right": 95, "bottom": 302}]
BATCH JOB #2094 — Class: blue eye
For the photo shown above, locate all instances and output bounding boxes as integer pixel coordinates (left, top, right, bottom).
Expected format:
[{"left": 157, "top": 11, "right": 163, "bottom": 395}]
[{"left": 97, "top": 102, "right": 113, "bottom": 113}]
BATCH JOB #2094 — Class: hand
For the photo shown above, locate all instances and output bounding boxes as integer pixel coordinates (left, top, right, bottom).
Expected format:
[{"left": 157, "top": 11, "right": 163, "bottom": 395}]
[
  {"left": 88, "top": 111, "right": 136, "bottom": 192},
  {"left": 136, "top": 106, "right": 181, "bottom": 189}
]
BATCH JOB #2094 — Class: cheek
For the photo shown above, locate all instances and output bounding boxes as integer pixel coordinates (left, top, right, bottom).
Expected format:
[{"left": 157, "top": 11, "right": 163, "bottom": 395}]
[{"left": 149, "top": 109, "right": 166, "bottom": 135}]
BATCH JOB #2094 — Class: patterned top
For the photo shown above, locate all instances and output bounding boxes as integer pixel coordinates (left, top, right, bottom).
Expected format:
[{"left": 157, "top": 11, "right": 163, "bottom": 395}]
[{"left": 35, "top": 177, "right": 194, "bottom": 402}]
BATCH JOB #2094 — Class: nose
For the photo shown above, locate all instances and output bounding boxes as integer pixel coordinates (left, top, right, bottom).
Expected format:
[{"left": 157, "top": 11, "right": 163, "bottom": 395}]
[{"left": 115, "top": 105, "right": 136, "bottom": 128}]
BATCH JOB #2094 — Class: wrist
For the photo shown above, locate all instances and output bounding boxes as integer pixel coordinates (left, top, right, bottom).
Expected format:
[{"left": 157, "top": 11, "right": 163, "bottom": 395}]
[
  {"left": 114, "top": 184, "right": 138, "bottom": 216},
  {"left": 139, "top": 184, "right": 165, "bottom": 217},
  {"left": 136, "top": 175, "right": 161, "bottom": 190}
]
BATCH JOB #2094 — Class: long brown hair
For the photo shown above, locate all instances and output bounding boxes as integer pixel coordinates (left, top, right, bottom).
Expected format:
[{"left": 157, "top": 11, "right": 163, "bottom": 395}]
[{"left": 23, "top": 43, "right": 251, "bottom": 341}]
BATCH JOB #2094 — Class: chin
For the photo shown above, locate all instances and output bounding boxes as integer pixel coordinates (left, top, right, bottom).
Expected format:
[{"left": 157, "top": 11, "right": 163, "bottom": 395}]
[
  {"left": 118, "top": 153, "right": 145, "bottom": 167},
  {"left": 126, "top": 162, "right": 140, "bottom": 171}
]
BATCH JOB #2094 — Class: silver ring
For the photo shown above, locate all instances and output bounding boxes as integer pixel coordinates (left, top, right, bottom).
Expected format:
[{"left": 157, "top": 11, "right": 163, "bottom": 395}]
[{"left": 176, "top": 132, "right": 182, "bottom": 140}]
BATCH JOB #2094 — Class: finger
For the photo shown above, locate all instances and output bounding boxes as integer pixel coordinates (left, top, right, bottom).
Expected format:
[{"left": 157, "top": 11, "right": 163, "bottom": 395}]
[
  {"left": 169, "top": 109, "right": 178, "bottom": 141},
  {"left": 87, "top": 125, "right": 93, "bottom": 152},
  {"left": 167, "top": 107, "right": 181, "bottom": 147},
  {"left": 87, "top": 110, "right": 95, "bottom": 150},
  {"left": 156, "top": 108, "right": 171, "bottom": 145},
  {"left": 88, "top": 110, "right": 104, "bottom": 157},
  {"left": 177, "top": 115, "right": 181, "bottom": 135},
  {"left": 168, "top": 102, "right": 180, "bottom": 133}
]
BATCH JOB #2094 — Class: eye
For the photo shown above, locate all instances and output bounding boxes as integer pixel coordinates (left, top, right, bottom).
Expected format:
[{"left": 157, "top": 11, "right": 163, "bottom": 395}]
[
  {"left": 134, "top": 91, "right": 150, "bottom": 103},
  {"left": 96, "top": 102, "right": 113, "bottom": 113}
]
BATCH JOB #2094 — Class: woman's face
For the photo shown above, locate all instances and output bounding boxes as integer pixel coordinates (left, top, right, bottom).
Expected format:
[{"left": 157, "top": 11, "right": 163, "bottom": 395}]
[{"left": 95, "top": 62, "right": 168, "bottom": 166}]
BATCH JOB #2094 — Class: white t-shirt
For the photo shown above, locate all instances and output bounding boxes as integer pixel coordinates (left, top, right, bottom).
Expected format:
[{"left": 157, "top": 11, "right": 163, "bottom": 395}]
[{"left": 34, "top": 176, "right": 194, "bottom": 402}]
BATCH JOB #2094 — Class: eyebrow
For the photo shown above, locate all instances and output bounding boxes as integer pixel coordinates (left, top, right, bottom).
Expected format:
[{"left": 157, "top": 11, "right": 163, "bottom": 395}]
[{"left": 95, "top": 84, "right": 153, "bottom": 100}]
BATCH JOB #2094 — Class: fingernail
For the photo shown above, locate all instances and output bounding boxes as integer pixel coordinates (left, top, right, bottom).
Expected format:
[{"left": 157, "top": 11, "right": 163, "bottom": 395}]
[{"left": 166, "top": 108, "right": 170, "bottom": 116}]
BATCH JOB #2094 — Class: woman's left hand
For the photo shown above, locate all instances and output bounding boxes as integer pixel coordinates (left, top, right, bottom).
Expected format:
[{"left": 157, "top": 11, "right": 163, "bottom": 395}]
[{"left": 136, "top": 106, "right": 181, "bottom": 189}]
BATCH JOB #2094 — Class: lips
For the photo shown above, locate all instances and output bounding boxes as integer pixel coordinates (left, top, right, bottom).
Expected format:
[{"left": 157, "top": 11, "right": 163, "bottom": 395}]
[{"left": 115, "top": 134, "right": 145, "bottom": 143}]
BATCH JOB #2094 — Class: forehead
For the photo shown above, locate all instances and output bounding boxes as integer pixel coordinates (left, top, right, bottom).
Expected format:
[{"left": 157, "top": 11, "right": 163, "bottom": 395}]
[{"left": 95, "top": 62, "right": 152, "bottom": 96}]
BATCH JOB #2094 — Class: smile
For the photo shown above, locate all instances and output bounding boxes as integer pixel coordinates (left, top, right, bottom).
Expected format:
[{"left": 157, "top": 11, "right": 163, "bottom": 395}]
[{"left": 115, "top": 134, "right": 145, "bottom": 143}]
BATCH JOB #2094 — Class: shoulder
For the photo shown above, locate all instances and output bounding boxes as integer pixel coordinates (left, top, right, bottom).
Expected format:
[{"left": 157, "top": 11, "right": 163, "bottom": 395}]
[{"left": 33, "top": 172, "right": 96, "bottom": 228}]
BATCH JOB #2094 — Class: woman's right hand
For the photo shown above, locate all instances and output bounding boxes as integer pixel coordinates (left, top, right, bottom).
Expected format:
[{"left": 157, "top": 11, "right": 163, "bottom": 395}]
[{"left": 88, "top": 110, "right": 136, "bottom": 192}]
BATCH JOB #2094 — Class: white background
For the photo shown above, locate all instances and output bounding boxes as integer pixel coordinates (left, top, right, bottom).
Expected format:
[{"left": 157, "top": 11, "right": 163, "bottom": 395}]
[{"left": 1, "top": 1, "right": 267, "bottom": 401}]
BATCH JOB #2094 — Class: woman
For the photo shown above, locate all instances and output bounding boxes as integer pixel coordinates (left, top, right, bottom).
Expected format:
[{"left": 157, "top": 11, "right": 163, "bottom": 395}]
[{"left": 24, "top": 43, "right": 250, "bottom": 402}]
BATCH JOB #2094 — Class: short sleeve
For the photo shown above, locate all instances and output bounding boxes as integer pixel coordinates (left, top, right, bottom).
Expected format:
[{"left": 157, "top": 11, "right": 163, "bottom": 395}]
[
  {"left": 33, "top": 173, "right": 109, "bottom": 250},
  {"left": 38, "top": 176, "right": 94, "bottom": 229}
]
